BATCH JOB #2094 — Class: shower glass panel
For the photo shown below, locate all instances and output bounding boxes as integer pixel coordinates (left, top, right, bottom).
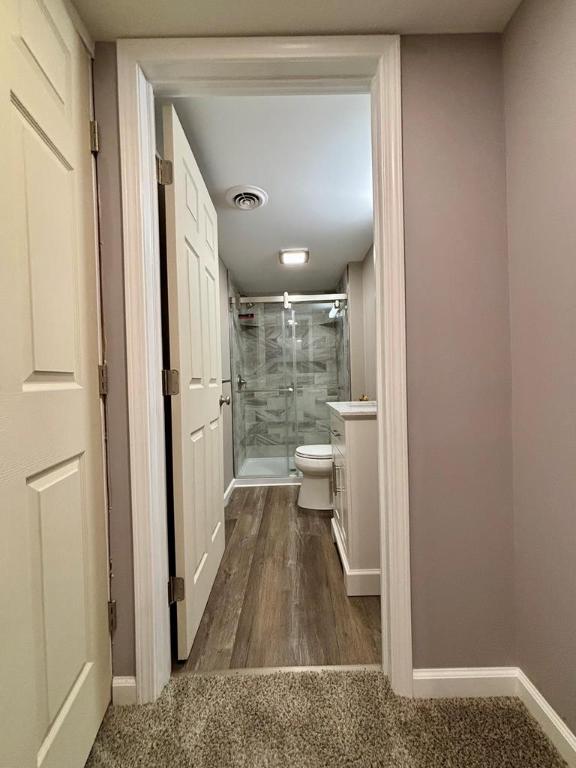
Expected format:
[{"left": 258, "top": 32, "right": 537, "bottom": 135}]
[
  {"left": 287, "top": 301, "right": 349, "bottom": 467},
  {"left": 231, "top": 302, "right": 292, "bottom": 478},
  {"left": 231, "top": 297, "right": 350, "bottom": 479}
]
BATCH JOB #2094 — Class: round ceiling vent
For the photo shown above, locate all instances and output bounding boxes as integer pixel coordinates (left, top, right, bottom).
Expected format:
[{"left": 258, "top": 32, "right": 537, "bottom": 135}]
[{"left": 225, "top": 185, "right": 269, "bottom": 211}]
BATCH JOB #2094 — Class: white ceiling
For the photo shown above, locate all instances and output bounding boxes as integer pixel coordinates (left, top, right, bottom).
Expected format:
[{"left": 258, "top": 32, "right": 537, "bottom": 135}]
[
  {"left": 163, "top": 95, "right": 373, "bottom": 293},
  {"left": 75, "top": 0, "right": 522, "bottom": 40}
]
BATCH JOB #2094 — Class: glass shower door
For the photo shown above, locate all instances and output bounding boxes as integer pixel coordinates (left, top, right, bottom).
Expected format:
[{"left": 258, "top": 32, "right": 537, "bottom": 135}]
[
  {"left": 231, "top": 302, "right": 293, "bottom": 478},
  {"left": 287, "top": 300, "right": 349, "bottom": 462},
  {"left": 230, "top": 297, "right": 349, "bottom": 479}
]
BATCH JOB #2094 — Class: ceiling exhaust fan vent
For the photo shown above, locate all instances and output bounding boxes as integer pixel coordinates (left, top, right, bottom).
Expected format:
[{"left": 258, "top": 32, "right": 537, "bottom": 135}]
[{"left": 226, "top": 185, "right": 269, "bottom": 211}]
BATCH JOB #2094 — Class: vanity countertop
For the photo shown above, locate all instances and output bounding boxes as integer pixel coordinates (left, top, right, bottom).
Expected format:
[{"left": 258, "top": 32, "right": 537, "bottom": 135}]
[{"left": 327, "top": 401, "right": 377, "bottom": 419}]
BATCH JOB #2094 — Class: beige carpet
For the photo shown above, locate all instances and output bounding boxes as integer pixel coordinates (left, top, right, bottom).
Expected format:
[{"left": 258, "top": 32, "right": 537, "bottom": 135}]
[{"left": 86, "top": 670, "right": 566, "bottom": 767}]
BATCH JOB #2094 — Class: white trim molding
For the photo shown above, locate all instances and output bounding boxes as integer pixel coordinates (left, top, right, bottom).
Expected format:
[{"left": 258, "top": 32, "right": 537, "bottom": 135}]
[
  {"left": 63, "top": 0, "right": 95, "bottom": 56},
  {"left": 112, "top": 676, "right": 138, "bottom": 707},
  {"left": 413, "top": 667, "right": 518, "bottom": 698},
  {"left": 371, "top": 38, "right": 413, "bottom": 694},
  {"left": 117, "top": 58, "right": 172, "bottom": 704},
  {"left": 223, "top": 479, "right": 236, "bottom": 506},
  {"left": 413, "top": 667, "right": 576, "bottom": 767},
  {"left": 517, "top": 670, "right": 576, "bottom": 768},
  {"left": 331, "top": 519, "right": 380, "bottom": 596},
  {"left": 116, "top": 34, "right": 411, "bottom": 702}
]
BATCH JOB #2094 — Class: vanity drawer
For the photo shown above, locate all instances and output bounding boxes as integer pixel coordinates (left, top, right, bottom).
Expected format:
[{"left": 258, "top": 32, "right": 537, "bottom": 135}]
[{"left": 329, "top": 413, "right": 345, "bottom": 453}]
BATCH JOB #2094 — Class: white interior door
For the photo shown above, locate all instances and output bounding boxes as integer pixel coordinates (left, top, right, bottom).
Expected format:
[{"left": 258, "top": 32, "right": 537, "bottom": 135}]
[
  {"left": 0, "top": 1, "right": 111, "bottom": 766},
  {"left": 163, "top": 105, "right": 225, "bottom": 661}
]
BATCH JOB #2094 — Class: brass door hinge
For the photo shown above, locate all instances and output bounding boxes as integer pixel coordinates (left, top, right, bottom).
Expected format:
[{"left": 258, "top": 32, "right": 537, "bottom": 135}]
[
  {"left": 168, "top": 576, "right": 185, "bottom": 604},
  {"left": 156, "top": 156, "right": 173, "bottom": 186},
  {"left": 98, "top": 362, "right": 109, "bottom": 396},
  {"left": 162, "top": 369, "right": 180, "bottom": 396},
  {"left": 108, "top": 599, "right": 117, "bottom": 635},
  {"left": 90, "top": 120, "right": 100, "bottom": 154}
]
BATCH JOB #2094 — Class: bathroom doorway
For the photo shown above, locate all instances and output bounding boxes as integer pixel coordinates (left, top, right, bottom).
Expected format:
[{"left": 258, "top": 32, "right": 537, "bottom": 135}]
[
  {"left": 117, "top": 36, "right": 412, "bottom": 701},
  {"left": 232, "top": 295, "right": 350, "bottom": 480},
  {"left": 156, "top": 87, "right": 383, "bottom": 672}
]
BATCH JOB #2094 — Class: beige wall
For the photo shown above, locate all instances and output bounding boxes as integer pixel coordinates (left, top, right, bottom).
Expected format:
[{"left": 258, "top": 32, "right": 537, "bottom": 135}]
[
  {"left": 402, "top": 35, "right": 515, "bottom": 668},
  {"left": 504, "top": 0, "right": 576, "bottom": 731},
  {"left": 93, "top": 42, "right": 135, "bottom": 677}
]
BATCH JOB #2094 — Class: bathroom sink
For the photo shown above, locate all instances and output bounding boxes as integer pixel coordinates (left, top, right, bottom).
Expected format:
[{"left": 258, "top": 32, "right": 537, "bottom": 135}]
[{"left": 328, "top": 401, "right": 377, "bottom": 417}]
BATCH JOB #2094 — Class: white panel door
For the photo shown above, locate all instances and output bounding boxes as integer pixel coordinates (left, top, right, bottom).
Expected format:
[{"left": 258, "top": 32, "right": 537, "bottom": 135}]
[
  {"left": 0, "top": 1, "right": 111, "bottom": 766},
  {"left": 163, "top": 105, "right": 225, "bottom": 661}
]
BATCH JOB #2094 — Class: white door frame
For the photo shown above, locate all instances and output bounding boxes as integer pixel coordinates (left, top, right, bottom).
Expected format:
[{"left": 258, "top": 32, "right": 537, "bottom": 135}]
[{"left": 116, "top": 34, "right": 412, "bottom": 704}]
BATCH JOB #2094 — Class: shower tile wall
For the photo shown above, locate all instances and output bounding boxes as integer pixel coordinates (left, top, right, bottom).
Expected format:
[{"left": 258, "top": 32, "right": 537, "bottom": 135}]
[
  {"left": 231, "top": 301, "right": 350, "bottom": 474},
  {"left": 230, "top": 305, "right": 247, "bottom": 470},
  {"left": 290, "top": 307, "right": 345, "bottom": 454}
]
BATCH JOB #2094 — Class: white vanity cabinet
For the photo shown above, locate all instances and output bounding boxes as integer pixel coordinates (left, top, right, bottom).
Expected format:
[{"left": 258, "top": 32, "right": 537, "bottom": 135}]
[{"left": 328, "top": 402, "right": 380, "bottom": 596}]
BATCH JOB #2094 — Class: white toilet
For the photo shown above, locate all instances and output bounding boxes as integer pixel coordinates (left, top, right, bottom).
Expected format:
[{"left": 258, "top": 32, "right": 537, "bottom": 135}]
[{"left": 294, "top": 444, "right": 333, "bottom": 510}]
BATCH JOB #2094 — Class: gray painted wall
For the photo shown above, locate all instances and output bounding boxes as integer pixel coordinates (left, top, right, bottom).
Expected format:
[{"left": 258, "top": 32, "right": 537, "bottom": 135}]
[
  {"left": 93, "top": 42, "right": 136, "bottom": 677},
  {"left": 96, "top": 29, "right": 576, "bottom": 715},
  {"left": 346, "top": 248, "right": 376, "bottom": 400},
  {"left": 347, "top": 262, "right": 366, "bottom": 400},
  {"left": 402, "top": 35, "right": 515, "bottom": 668},
  {"left": 504, "top": 0, "right": 576, "bottom": 731}
]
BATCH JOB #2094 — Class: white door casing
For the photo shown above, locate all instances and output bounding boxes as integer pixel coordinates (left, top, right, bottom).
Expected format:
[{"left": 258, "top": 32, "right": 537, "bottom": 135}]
[
  {"left": 0, "top": 1, "right": 111, "bottom": 766},
  {"left": 117, "top": 36, "right": 410, "bottom": 702},
  {"left": 162, "top": 105, "right": 225, "bottom": 660}
]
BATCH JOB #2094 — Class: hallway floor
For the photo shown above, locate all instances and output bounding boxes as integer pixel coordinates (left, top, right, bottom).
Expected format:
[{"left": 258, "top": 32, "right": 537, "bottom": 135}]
[
  {"left": 176, "top": 485, "right": 381, "bottom": 673},
  {"left": 87, "top": 670, "right": 566, "bottom": 768}
]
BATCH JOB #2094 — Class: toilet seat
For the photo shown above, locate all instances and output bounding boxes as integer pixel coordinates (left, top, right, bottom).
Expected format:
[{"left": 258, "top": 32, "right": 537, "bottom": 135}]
[{"left": 295, "top": 444, "right": 332, "bottom": 460}]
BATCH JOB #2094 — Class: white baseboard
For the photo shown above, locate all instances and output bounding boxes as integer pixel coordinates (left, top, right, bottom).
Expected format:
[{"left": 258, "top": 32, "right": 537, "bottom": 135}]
[
  {"left": 331, "top": 518, "right": 380, "bottom": 596},
  {"left": 516, "top": 669, "right": 576, "bottom": 768},
  {"left": 112, "top": 676, "right": 137, "bottom": 706},
  {"left": 223, "top": 479, "right": 235, "bottom": 506},
  {"left": 413, "top": 667, "right": 576, "bottom": 767},
  {"left": 413, "top": 666, "right": 518, "bottom": 698}
]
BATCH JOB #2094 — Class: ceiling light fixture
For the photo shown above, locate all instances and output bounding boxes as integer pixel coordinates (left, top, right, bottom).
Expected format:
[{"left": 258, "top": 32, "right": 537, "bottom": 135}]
[{"left": 279, "top": 248, "right": 310, "bottom": 267}]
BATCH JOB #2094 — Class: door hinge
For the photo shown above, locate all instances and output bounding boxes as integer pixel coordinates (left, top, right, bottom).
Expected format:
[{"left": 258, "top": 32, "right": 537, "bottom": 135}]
[
  {"left": 168, "top": 576, "right": 185, "bottom": 604},
  {"left": 90, "top": 119, "right": 100, "bottom": 154},
  {"left": 108, "top": 599, "right": 117, "bottom": 635},
  {"left": 156, "top": 156, "right": 173, "bottom": 186},
  {"left": 162, "top": 368, "right": 180, "bottom": 396},
  {"left": 98, "top": 362, "right": 109, "bottom": 396}
]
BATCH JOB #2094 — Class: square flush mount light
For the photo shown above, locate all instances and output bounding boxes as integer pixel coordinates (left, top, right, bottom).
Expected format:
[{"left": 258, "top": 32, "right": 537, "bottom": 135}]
[{"left": 279, "top": 248, "right": 310, "bottom": 267}]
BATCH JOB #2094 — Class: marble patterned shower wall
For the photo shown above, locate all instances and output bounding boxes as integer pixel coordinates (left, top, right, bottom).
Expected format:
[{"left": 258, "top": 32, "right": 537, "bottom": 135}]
[{"left": 231, "top": 300, "right": 350, "bottom": 472}]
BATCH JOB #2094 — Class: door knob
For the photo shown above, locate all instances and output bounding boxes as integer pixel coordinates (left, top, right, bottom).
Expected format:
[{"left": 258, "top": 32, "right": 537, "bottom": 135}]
[{"left": 219, "top": 394, "right": 231, "bottom": 407}]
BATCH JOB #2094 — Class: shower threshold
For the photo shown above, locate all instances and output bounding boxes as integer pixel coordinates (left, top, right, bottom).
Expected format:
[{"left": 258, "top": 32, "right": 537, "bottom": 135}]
[{"left": 236, "top": 457, "right": 301, "bottom": 485}]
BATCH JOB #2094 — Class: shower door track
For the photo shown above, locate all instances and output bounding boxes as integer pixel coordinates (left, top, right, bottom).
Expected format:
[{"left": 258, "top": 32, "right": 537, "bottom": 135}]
[{"left": 236, "top": 292, "right": 347, "bottom": 304}]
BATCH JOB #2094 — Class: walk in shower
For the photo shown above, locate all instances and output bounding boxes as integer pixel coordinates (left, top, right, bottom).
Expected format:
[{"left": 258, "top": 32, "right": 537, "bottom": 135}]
[{"left": 231, "top": 293, "right": 350, "bottom": 479}]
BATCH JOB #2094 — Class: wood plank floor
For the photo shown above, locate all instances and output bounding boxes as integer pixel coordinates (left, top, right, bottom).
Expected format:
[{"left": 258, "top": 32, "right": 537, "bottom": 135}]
[{"left": 175, "top": 485, "right": 381, "bottom": 673}]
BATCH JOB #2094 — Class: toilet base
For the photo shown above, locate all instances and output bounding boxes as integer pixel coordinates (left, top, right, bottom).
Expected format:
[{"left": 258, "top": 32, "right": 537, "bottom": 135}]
[{"left": 297, "top": 475, "right": 332, "bottom": 511}]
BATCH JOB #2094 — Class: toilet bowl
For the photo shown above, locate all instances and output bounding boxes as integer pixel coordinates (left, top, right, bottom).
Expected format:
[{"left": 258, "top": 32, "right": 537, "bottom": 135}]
[{"left": 294, "top": 445, "right": 333, "bottom": 510}]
